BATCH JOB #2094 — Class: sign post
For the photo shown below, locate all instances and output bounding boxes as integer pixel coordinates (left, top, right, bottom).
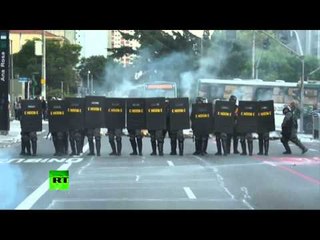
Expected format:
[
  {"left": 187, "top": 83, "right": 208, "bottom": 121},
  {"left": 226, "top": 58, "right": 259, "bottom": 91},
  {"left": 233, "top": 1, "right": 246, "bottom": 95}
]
[{"left": 0, "top": 30, "right": 9, "bottom": 132}]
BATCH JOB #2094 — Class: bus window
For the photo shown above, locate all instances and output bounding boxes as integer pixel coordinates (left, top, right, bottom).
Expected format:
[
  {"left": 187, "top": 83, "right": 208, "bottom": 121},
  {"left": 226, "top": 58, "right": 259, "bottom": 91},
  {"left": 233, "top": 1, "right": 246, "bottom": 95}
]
[{"left": 255, "top": 87, "right": 273, "bottom": 101}]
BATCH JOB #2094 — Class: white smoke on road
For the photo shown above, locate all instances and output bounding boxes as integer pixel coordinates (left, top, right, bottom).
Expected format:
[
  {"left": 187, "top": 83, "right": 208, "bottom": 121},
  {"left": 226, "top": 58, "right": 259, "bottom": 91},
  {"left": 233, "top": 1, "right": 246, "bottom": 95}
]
[{"left": 0, "top": 153, "right": 24, "bottom": 209}]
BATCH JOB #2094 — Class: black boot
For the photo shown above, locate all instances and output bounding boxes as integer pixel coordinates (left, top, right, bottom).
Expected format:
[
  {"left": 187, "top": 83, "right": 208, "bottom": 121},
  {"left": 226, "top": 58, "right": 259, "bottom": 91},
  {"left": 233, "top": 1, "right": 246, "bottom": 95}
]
[
  {"left": 240, "top": 140, "right": 247, "bottom": 155},
  {"left": 258, "top": 138, "right": 263, "bottom": 155},
  {"left": 178, "top": 141, "right": 184, "bottom": 156},
  {"left": 215, "top": 138, "right": 222, "bottom": 156},
  {"left": 87, "top": 140, "right": 95, "bottom": 155},
  {"left": 69, "top": 140, "right": 76, "bottom": 156},
  {"left": 193, "top": 139, "right": 201, "bottom": 155},
  {"left": 130, "top": 139, "right": 137, "bottom": 155},
  {"left": 96, "top": 138, "right": 101, "bottom": 156},
  {"left": 264, "top": 139, "right": 269, "bottom": 156},
  {"left": 233, "top": 137, "right": 239, "bottom": 154},
  {"left": 170, "top": 139, "right": 177, "bottom": 155},
  {"left": 116, "top": 139, "right": 122, "bottom": 156},
  {"left": 31, "top": 140, "right": 37, "bottom": 156},
  {"left": 281, "top": 140, "right": 291, "bottom": 154},
  {"left": 109, "top": 140, "right": 117, "bottom": 155},
  {"left": 226, "top": 137, "right": 231, "bottom": 154},
  {"left": 75, "top": 140, "right": 82, "bottom": 155},
  {"left": 25, "top": 140, "right": 31, "bottom": 156},
  {"left": 137, "top": 138, "right": 143, "bottom": 156},
  {"left": 158, "top": 142, "right": 164, "bottom": 156},
  {"left": 248, "top": 140, "right": 253, "bottom": 156},
  {"left": 203, "top": 138, "right": 208, "bottom": 154},
  {"left": 151, "top": 140, "right": 157, "bottom": 155},
  {"left": 200, "top": 139, "right": 207, "bottom": 156},
  {"left": 20, "top": 140, "right": 26, "bottom": 155},
  {"left": 222, "top": 139, "right": 228, "bottom": 156}
]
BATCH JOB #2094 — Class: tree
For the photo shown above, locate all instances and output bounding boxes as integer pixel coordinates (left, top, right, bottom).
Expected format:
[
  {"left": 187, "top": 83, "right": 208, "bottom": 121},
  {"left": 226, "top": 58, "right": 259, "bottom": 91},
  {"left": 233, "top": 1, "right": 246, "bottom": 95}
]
[
  {"left": 77, "top": 55, "right": 108, "bottom": 87},
  {"left": 13, "top": 39, "right": 81, "bottom": 97}
]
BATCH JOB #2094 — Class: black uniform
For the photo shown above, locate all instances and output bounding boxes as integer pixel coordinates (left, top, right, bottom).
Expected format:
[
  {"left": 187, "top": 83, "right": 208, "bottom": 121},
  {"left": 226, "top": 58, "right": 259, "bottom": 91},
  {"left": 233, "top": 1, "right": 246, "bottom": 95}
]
[
  {"left": 226, "top": 95, "right": 239, "bottom": 154},
  {"left": 107, "top": 128, "right": 122, "bottom": 156},
  {"left": 149, "top": 129, "right": 165, "bottom": 156},
  {"left": 281, "top": 107, "right": 308, "bottom": 154},
  {"left": 87, "top": 128, "right": 101, "bottom": 156},
  {"left": 20, "top": 100, "right": 42, "bottom": 156},
  {"left": 191, "top": 97, "right": 211, "bottom": 156},
  {"left": 128, "top": 129, "right": 143, "bottom": 156}
]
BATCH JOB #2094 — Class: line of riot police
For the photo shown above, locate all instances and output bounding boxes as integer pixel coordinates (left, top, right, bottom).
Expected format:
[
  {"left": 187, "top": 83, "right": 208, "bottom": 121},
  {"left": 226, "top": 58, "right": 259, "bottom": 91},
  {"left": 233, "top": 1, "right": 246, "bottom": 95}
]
[{"left": 19, "top": 96, "right": 191, "bottom": 157}]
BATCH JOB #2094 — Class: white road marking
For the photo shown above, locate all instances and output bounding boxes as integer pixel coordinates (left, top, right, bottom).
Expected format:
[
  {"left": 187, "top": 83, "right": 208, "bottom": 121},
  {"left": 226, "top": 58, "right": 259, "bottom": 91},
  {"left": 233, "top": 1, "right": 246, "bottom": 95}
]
[
  {"left": 15, "top": 162, "right": 72, "bottom": 210},
  {"left": 167, "top": 161, "right": 174, "bottom": 167},
  {"left": 242, "top": 199, "right": 254, "bottom": 210},
  {"left": 78, "top": 155, "right": 94, "bottom": 175},
  {"left": 183, "top": 187, "right": 197, "bottom": 199},
  {"left": 241, "top": 186, "right": 254, "bottom": 209},
  {"left": 135, "top": 175, "right": 140, "bottom": 182},
  {"left": 263, "top": 161, "right": 276, "bottom": 167},
  {"left": 309, "top": 148, "right": 318, "bottom": 152}
]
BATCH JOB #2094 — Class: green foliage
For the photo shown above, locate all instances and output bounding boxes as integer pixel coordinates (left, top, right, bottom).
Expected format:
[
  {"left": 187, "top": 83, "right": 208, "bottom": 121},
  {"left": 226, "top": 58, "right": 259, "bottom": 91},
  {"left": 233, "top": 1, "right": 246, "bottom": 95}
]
[
  {"left": 77, "top": 55, "right": 108, "bottom": 86},
  {"left": 13, "top": 39, "right": 81, "bottom": 96}
]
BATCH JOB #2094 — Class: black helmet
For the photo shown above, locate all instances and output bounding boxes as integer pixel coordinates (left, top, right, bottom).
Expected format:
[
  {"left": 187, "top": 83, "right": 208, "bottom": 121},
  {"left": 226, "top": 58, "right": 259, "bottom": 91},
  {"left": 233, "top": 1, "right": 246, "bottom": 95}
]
[
  {"left": 283, "top": 106, "right": 290, "bottom": 114},
  {"left": 196, "top": 97, "right": 206, "bottom": 104},
  {"left": 229, "top": 95, "right": 237, "bottom": 102}
]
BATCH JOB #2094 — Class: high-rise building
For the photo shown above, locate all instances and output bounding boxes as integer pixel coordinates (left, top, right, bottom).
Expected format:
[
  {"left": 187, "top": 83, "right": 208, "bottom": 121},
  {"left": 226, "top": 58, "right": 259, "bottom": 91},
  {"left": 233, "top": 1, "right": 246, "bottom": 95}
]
[
  {"left": 108, "top": 30, "right": 139, "bottom": 66},
  {"left": 47, "top": 30, "right": 78, "bottom": 44}
]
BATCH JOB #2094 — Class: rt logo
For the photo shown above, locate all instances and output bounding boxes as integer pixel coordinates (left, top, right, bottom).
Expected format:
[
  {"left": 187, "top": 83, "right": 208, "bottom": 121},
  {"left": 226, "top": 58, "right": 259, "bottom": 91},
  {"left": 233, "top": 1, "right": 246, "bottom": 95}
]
[{"left": 49, "top": 170, "right": 69, "bottom": 190}]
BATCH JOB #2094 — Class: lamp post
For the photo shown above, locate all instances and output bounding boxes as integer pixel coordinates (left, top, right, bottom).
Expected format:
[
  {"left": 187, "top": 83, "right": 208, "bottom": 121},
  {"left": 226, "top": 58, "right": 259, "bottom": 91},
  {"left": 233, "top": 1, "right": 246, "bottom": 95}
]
[
  {"left": 87, "top": 70, "right": 90, "bottom": 95},
  {"left": 41, "top": 30, "right": 46, "bottom": 100}
]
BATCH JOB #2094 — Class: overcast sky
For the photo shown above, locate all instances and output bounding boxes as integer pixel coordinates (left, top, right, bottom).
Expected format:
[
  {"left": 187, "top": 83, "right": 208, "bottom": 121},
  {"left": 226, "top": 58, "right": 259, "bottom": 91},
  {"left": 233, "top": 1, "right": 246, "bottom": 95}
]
[{"left": 78, "top": 30, "right": 211, "bottom": 58}]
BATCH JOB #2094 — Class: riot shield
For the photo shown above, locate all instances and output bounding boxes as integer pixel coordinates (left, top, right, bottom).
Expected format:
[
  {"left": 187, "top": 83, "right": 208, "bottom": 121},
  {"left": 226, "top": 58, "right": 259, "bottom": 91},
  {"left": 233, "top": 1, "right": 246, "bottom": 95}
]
[
  {"left": 84, "top": 96, "right": 105, "bottom": 129},
  {"left": 213, "top": 100, "right": 235, "bottom": 134},
  {"left": 20, "top": 100, "right": 42, "bottom": 132},
  {"left": 145, "top": 98, "right": 166, "bottom": 130},
  {"left": 105, "top": 98, "right": 125, "bottom": 129},
  {"left": 48, "top": 100, "right": 67, "bottom": 132},
  {"left": 237, "top": 101, "right": 258, "bottom": 133},
  {"left": 191, "top": 103, "right": 213, "bottom": 135},
  {"left": 257, "top": 100, "right": 275, "bottom": 133},
  {"left": 169, "top": 98, "right": 190, "bottom": 130},
  {"left": 65, "top": 97, "right": 85, "bottom": 130},
  {"left": 126, "top": 98, "right": 146, "bottom": 129}
]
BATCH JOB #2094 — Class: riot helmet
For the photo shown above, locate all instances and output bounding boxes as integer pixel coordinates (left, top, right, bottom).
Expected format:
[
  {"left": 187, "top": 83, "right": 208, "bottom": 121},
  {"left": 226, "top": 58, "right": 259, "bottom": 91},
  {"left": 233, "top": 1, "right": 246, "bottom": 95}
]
[
  {"left": 229, "top": 95, "right": 237, "bottom": 103},
  {"left": 282, "top": 106, "right": 291, "bottom": 115}
]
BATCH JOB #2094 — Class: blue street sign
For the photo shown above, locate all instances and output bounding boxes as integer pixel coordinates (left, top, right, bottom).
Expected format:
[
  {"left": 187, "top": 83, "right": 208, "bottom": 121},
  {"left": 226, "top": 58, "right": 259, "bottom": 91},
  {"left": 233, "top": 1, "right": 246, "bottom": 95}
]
[{"left": 19, "top": 77, "right": 29, "bottom": 82}]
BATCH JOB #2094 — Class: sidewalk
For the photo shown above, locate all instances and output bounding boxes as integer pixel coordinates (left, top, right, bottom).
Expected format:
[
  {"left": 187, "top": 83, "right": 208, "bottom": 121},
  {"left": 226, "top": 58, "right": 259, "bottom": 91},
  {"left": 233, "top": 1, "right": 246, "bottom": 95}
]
[
  {"left": 0, "top": 120, "right": 21, "bottom": 145},
  {"left": 0, "top": 120, "right": 48, "bottom": 145}
]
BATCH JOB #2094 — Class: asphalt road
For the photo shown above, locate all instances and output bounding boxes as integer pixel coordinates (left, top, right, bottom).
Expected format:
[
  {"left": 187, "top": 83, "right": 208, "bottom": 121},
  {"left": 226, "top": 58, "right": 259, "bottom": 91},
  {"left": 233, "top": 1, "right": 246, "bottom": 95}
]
[{"left": 0, "top": 124, "right": 319, "bottom": 209}]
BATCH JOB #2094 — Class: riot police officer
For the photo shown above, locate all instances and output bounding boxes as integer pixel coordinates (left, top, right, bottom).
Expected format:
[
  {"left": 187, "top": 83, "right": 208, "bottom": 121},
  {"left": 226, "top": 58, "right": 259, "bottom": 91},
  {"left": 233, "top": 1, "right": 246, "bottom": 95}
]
[
  {"left": 87, "top": 128, "right": 101, "bottom": 156},
  {"left": 108, "top": 128, "right": 122, "bottom": 156},
  {"left": 281, "top": 106, "right": 308, "bottom": 154},
  {"left": 226, "top": 95, "right": 240, "bottom": 154},
  {"left": 191, "top": 97, "right": 210, "bottom": 156},
  {"left": 20, "top": 131, "right": 31, "bottom": 156},
  {"left": 128, "top": 129, "right": 143, "bottom": 156},
  {"left": 149, "top": 129, "right": 165, "bottom": 156},
  {"left": 69, "top": 129, "right": 83, "bottom": 156}
]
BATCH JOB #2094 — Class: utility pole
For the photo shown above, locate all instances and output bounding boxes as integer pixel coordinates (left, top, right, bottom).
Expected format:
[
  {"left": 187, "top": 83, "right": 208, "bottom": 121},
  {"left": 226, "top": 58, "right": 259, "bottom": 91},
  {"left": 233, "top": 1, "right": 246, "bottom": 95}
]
[
  {"left": 91, "top": 75, "right": 93, "bottom": 95},
  {"left": 41, "top": 30, "right": 46, "bottom": 100},
  {"left": 87, "top": 70, "right": 90, "bottom": 95},
  {"left": 259, "top": 30, "right": 305, "bottom": 133}
]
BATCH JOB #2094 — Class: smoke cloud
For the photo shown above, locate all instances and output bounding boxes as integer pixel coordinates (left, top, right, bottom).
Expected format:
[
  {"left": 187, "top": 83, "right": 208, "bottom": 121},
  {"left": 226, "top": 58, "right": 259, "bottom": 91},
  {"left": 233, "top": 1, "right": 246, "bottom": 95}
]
[{"left": 0, "top": 152, "right": 24, "bottom": 209}]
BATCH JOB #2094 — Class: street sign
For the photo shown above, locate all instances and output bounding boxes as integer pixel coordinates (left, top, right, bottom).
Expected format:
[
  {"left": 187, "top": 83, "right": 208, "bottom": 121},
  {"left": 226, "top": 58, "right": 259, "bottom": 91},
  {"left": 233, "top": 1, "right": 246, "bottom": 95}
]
[{"left": 19, "top": 77, "right": 29, "bottom": 83}]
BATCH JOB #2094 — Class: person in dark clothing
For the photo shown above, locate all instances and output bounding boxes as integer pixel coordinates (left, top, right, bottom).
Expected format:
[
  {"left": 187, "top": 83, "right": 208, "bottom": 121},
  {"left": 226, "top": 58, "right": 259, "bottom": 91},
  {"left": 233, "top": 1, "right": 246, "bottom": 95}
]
[
  {"left": 128, "top": 129, "right": 143, "bottom": 156},
  {"left": 226, "top": 95, "right": 240, "bottom": 154},
  {"left": 281, "top": 106, "right": 308, "bottom": 154},
  {"left": 86, "top": 128, "right": 101, "bottom": 156},
  {"left": 108, "top": 128, "right": 122, "bottom": 156}
]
